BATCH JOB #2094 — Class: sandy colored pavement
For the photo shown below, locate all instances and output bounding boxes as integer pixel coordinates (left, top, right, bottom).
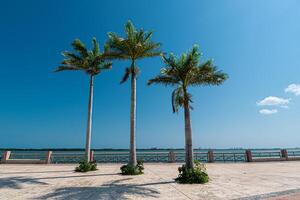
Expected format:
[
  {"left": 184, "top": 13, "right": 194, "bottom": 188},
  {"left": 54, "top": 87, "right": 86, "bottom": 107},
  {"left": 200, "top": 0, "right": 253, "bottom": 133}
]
[{"left": 1, "top": 162, "right": 300, "bottom": 200}]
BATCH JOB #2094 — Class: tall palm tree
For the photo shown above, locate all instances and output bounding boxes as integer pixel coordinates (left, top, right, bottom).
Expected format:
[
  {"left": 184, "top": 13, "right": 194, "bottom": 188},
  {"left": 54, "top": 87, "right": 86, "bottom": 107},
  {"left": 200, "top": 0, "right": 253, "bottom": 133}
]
[
  {"left": 148, "top": 45, "right": 227, "bottom": 169},
  {"left": 106, "top": 21, "right": 161, "bottom": 167},
  {"left": 55, "top": 38, "right": 112, "bottom": 162}
]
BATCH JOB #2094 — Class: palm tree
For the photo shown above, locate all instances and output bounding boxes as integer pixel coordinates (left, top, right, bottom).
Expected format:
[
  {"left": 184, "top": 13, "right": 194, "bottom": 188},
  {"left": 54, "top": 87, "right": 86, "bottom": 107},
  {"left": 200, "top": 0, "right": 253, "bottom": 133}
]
[
  {"left": 106, "top": 21, "right": 161, "bottom": 167},
  {"left": 55, "top": 38, "right": 112, "bottom": 162},
  {"left": 148, "top": 45, "right": 228, "bottom": 169}
]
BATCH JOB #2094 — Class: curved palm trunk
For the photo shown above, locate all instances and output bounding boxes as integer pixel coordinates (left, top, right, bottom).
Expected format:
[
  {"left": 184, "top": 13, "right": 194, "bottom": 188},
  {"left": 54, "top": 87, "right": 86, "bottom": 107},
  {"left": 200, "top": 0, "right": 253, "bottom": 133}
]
[
  {"left": 184, "top": 97, "right": 194, "bottom": 169},
  {"left": 128, "top": 73, "right": 137, "bottom": 166},
  {"left": 85, "top": 75, "right": 94, "bottom": 162}
]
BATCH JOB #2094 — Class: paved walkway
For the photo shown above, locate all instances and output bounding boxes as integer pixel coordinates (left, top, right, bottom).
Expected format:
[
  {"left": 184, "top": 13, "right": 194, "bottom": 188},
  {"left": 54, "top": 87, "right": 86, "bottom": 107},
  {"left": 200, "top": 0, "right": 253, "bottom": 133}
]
[{"left": 0, "top": 162, "right": 300, "bottom": 199}]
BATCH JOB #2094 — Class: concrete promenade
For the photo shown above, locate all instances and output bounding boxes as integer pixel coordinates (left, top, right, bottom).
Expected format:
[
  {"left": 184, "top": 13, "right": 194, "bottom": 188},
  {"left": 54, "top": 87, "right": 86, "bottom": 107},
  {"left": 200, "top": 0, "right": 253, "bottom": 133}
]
[{"left": 1, "top": 162, "right": 300, "bottom": 199}]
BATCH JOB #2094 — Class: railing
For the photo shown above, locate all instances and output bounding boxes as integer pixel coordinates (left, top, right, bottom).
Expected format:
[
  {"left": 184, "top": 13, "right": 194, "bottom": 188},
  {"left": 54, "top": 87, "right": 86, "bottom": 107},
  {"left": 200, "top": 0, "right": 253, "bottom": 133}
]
[
  {"left": 252, "top": 151, "right": 281, "bottom": 159},
  {"left": 1, "top": 149, "right": 300, "bottom": 164},
  {"left": 52, "top": 152, "right": 85, "bottom": 163},
  {"left": 0, "top": 151, "right": 51, "bottom": 164},
  {"left": 94, "top": 151, "right": 170, "bottom": 163},
  {"left": 213, "top": 152, "right": 246, "bottom": 162},
  {"left": 9, "top": 152, "right": 46, "bottom": 160},
  {"left": 287, "top": 150, "right": 300, "bottom": 158}
]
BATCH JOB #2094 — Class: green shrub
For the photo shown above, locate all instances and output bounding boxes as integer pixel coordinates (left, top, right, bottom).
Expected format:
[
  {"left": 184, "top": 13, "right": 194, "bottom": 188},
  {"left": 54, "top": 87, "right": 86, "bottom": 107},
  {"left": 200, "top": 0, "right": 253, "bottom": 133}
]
[
  {"left": 175, "top": 160, "right": 209, "bottom": 184},
  {"left": 120, "top": 160, "right": 144, "bottom": 175},
  {"left": 75, "top": 160, "right": 98, "bottom": 172}
]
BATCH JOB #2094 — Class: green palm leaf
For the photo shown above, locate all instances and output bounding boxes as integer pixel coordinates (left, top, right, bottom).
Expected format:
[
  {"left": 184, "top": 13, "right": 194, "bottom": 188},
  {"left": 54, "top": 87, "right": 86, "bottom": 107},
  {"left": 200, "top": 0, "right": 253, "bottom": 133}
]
[
  {"left": 149, "top": 45, "right": 228, "bottom": 112},
  {"left": 55, "top": 38, "right": 112, "bottom": 76},
  {"left": 106, "top": 20, "right": 161, "bottom": 82}
]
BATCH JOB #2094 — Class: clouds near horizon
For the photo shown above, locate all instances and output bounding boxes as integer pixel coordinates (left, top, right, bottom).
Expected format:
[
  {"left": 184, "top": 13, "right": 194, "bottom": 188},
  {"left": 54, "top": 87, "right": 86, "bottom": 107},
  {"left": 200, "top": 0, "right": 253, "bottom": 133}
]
[{"left": 257, "top": 83, "right": 300, "bottom": 115}]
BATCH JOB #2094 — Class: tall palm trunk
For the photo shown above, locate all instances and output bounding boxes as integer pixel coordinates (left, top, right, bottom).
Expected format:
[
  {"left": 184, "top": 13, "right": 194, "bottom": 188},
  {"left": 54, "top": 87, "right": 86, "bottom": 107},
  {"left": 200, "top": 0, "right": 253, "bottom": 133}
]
[
  {"left": 184, "top": 90, "right": 194, "bottom": 169},
  {"left": 85, "top": 75, "right": 94, "bottom": 162},
  {"left": 129, "top": 71, "right": 137, "bottom": 166}
]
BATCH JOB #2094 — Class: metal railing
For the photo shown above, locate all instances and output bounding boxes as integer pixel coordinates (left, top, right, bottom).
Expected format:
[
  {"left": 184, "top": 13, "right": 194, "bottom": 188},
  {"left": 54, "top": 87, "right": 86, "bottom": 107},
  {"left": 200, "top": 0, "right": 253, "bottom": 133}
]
[
  {"left": 213, "top": 152, "right": 246, "bottom": 162},
  {"left": 287, "top": 150, "right": 300, "bottom": 158},
  {"left": 252, "top": 151, "right": 281, "bottom": 159},
  {"left": 9, "top": 152, "right": 46, "bottom": 160},
  {"left": 51, "top": 152, "right": 85, "bottom": 163},
  {"left": 1, "top": 149, "right": 300, "bottom": 164}
]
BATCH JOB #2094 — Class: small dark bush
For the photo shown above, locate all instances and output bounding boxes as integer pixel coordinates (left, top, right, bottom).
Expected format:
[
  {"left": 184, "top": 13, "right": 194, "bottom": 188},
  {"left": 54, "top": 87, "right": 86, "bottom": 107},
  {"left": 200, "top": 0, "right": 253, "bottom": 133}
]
[
  {"left": 75, "top": 160, "right": 98, "bottom": 172},
  {"left": 175, "top": 160, "right": 209, "bottom": 184},
  {"left": 120, "top": 160, "right": 144, "bottom": 175}
]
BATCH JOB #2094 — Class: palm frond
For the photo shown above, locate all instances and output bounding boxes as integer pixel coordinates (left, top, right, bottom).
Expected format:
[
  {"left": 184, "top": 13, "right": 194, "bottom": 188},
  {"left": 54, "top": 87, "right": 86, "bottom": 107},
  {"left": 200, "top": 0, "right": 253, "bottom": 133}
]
[
  {"left": 62, "top": 51, "right": 82, "bottom": 61},
  {"left": 148, "top": 44, "right": 228, "bottom": 113},
  {"left": 103, "top": 51, "right": 130, "bottom": 60},
  {"left": 171, "top": 87, "right": 185, "bottom": 113},
  {"left": 106, "top": 20, "right": 161, "bottom": 65},
  {"left": 189, "top": 60, "right": 228, "bottom": 86},
  {"left": 54, "top": 66, "right": 81, "bottom": 72},
  {"left": 147, "top": 75, "right": 178, "bottom": 86},
  {"left": 55, "top": 38, "right": 112, "bottom": 76},
  {"left": 125, "top": 20, "right": 135, "bottom": 40},
  {"left": 100, "top": 62, "right": 112, "bottom": 70},
  {"left": 72, "top": 39, "right": 89, "bottom": 58},
  {"left": 92, "top": 37, "right": 99, "bottom": 56},
  {"left": 120, "top": 67, "right": 131, "bottom": 84},
  {"left": 144, "top": 31, "right": 153, "bottom": 42}
]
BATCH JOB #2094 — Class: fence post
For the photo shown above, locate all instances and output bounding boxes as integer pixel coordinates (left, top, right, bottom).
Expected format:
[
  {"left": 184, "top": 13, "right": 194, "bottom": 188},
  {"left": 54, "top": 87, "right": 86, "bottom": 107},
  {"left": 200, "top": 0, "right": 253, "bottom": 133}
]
[
  {"left": 281, "top": 149, "right": 288, "bottom": 161},
  {"left": 45, "top": 151, "right": 52, "bottom": 164},
  {"left": 208, "top": 150, "right": 214, "bottom": 163},
  {"left": 1, "top": 151, "right": 11, "bottom": 163},
  {"left": 90, "top": 150, "right": 94, "bottom": 162},
  {"left": 168, "top": 151, "right": 175, "bottom": 163},
  {"left": 246, "top": 150, "right": 253, "bottom": 162}
]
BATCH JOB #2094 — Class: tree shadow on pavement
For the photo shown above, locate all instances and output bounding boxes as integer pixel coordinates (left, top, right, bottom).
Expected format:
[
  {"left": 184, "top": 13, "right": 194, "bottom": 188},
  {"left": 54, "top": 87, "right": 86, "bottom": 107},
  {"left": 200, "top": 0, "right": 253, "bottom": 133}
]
[
  {"left": 0, "top": 177, "right": 48, "bottom": 189},
  {"left": 36, "top": 178, "right": 172, "bottom": 200},
  {"left": 0, "top": 173, "right": 118, "bottom": 189}
]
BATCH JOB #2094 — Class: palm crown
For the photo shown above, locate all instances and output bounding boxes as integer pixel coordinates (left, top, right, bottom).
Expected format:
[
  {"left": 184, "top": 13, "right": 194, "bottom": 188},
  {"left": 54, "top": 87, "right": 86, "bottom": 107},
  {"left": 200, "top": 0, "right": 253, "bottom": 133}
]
[
  {"left": 55, "top": 38, "right": 112, "bottom": 75},
  {"left": 105, "top": 20, "right": 161, "bottom": 83},
  {"left": 148, "top": 45, "right": 228, "bottom": 112}
]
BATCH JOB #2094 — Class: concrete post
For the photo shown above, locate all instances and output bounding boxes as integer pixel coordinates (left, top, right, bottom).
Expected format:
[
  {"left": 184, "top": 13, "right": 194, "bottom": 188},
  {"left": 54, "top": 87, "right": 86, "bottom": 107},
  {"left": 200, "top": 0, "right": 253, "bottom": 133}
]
[
  {"left": 246, "top": 150, "right": 253, "bottom": 162},
  {"left": 208, "top": 150, "right": 214, "bottom": 163},
  {"left": 1, "top": 151, "right": 11, "bottom": 163},
  {"left": 281, "top": 149, "right": 288, "bottom": 161},
  {"left": 90, "top": 150, "right": 94, "bottom": 162},
  {"left": 45, "top": 151, "right": 52, "bottom": 164},
  {"left": 168, "top": 151, "right": 175, "bottom": 163}
]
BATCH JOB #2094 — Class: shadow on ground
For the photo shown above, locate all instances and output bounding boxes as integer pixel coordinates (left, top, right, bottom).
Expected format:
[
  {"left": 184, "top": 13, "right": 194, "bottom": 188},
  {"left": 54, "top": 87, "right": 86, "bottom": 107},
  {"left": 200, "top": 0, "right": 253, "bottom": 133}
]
[
  {"left": 35, "top": 178, "right": 172, "bottom": 200},
  {"left": 0, "top": 173, "right": 118, "bottom": 189},
  {"left": 0, "top": 170, "right": 74, "bottom": 175},
  {"left": 235, "top": 188, "right": 300, "bottom": 200},
  {"left": 0, "top": 177, "right": 48, "bottom": 189}
]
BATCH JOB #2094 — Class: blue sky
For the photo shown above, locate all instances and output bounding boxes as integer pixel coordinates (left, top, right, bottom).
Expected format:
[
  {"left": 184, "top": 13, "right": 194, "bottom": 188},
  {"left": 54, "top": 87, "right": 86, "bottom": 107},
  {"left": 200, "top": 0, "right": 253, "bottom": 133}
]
[{"left": 1, "top": 0, "right": 300, "bottom": 149}]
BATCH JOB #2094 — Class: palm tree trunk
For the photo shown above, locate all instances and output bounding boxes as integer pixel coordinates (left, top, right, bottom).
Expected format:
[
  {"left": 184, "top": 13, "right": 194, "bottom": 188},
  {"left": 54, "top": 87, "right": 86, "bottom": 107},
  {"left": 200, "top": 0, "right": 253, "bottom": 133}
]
[
  {"left": 129, "top": 72, "right": 137, "bottom": 166},
  {"left": 184, "top": 93, "right": 194, "bottom": 169},
  {"left": 85, "top": 75, "right": 94, "bottom": 162}
]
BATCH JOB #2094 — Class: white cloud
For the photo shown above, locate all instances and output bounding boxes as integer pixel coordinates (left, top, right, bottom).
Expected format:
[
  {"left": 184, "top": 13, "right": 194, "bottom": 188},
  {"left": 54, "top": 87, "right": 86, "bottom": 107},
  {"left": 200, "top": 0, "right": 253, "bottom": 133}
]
[
  {"left": 257, "top": 96, "right": 290, "bottom": 106},
  {"left": 259, "top": 109, "right": 278, "bottom": 115},
  {"left": 285, "top": 84, "right": 300, "bottom": 96}
]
